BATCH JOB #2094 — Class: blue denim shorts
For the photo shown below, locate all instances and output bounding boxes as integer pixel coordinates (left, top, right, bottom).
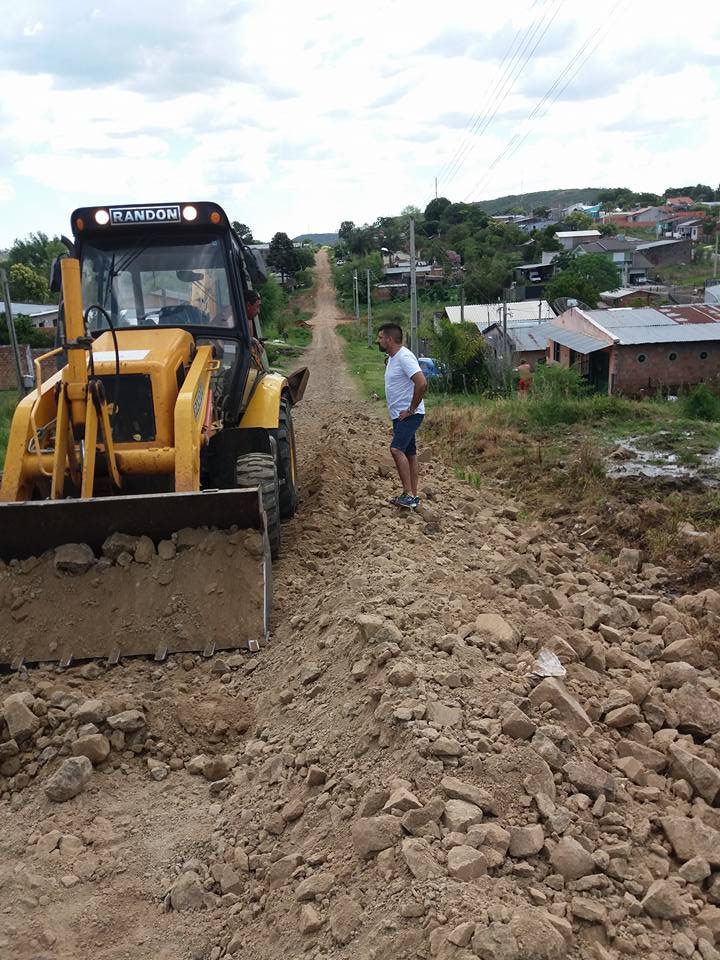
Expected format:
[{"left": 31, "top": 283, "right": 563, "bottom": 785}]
[{"left": 391, "top": 413, "right": 424, "bottom": 455}]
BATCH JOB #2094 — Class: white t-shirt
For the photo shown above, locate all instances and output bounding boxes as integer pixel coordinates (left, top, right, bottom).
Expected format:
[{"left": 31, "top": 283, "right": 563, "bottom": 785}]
[{"left": 384, "top": 346, "right": 426, "bottom": 420}]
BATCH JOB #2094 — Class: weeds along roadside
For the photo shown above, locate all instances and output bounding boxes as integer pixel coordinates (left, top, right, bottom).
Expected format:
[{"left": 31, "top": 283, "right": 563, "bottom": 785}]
[{"left": 334, "top": 318, "right": 720, "bottom": 582}]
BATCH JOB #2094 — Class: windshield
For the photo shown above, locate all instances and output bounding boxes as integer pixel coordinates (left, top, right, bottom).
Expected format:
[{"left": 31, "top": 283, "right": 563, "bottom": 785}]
[{"left": 80, "top": 236, "right": 236, "bottom": 331}]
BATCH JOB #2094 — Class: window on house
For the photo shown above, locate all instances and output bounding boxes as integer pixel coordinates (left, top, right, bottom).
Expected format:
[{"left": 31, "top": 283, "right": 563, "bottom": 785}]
[
  {"left": 668, "top": 352, "right": 678, "bottom": 361},
  {"left": 553, "top": 341, "right": 561, "bottom": 362},
  {"left": 700, "top": 351, "right": 708, "bottom": 360},
  {"left": 637, "top": 353, "right": 647, "bottom": 363}
]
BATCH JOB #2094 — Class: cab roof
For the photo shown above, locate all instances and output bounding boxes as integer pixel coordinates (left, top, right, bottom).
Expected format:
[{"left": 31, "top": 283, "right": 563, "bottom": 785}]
[{"left": 70, "top": 202, "right": 231, "bottom": 238}]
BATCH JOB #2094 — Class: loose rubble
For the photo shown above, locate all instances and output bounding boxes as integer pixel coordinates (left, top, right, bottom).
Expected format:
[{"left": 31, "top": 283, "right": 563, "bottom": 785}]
[{"left": 3, "top": 251, "right": 720, "bottom": 959}]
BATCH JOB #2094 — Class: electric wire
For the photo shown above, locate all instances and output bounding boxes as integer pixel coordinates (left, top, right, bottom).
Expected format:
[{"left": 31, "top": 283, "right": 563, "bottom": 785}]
[
  {"left": 436, "top": 0, "right": 540, "bottom": 185},
  {"left": 441, "top": 0, "right": 566, "bottom": 190},
  {"left": 462, "top": 0, "right": 621, "bottom": 202}
]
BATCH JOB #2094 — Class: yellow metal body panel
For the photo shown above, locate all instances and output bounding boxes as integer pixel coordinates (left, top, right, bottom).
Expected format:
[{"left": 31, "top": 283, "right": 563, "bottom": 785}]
[
  {"left": 91, "top": 328, "right": 194, "bottom": 448},
  {"left": 239, "top": 372, "right": 288, "bottom": 429},
  {"left": 174, "top": 346, "right": 214, "bottom": 492}
]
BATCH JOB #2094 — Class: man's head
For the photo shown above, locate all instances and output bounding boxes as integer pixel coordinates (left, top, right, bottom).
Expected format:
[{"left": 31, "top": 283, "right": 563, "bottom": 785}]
[
  {"left": 246, "top": 289, "right": 261, "bottom": 320},
  {"left": 377, "top": 323, "right": 403, "bottom": 354}
]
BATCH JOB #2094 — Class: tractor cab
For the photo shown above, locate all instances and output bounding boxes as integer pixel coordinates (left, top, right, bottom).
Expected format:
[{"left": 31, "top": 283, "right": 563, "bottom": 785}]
[{"left": 69, "top": 201, "right": 266, "bottom": 425}]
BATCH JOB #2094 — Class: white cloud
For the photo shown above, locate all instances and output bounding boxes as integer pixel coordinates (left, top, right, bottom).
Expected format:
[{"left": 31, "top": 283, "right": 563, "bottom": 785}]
[{"left": 0, "top": 0, "right": 719, "bottom": 245}]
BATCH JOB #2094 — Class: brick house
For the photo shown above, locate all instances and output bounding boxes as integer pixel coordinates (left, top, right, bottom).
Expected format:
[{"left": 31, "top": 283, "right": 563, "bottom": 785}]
[
  {"left": 634, "top": 238, "right": 693, "bottom": 267},
  {"left": 544, "top": 304, "right": 720, "bottom": 396}
]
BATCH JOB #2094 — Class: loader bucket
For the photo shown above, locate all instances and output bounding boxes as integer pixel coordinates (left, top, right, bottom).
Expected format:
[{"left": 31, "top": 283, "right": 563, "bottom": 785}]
[{"left": 0, "top": 489, "right": 272, "bottom": 667}]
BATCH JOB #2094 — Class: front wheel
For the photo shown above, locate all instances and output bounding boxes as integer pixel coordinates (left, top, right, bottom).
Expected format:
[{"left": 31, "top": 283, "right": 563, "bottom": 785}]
[
  {"left": 235, "top": 453, "right": 281, "bottom": 560},
  {"left": 277, "top": 399, "right": 298, "bottom": 519}
]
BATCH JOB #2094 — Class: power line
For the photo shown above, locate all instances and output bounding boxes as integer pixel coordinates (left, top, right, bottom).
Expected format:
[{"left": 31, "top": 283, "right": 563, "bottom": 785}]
[
  {"left": 440, "top": 0, "right": 565, "bottom": 190},
  {"left": 462, "top": 0, "right": 621, "bottom": 202},
  {"left": 436, "top": 0, "right": 540, "bottom": 185},
  {"left": 441, "top": 2, "right": 554, "bottom": 186}
]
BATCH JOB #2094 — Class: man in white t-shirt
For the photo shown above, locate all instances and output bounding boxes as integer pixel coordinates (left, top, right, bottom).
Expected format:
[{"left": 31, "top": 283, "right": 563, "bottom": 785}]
[{"left": 377, "top": 323, "right": 427, "bottom": 509}]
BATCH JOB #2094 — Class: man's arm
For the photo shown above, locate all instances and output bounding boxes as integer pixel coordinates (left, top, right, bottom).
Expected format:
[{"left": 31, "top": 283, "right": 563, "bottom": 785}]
[{"left": 399, "top": 371, "right": 427, "bottom": 419}]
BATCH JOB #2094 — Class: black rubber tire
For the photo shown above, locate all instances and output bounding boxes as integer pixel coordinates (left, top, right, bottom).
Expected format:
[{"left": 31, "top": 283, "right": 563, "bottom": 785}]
[
  {"left": 235, "top": 452, "right": 281, "bottom": 561},
  {"left": 277, "top": 399, "right": 298, "bottom": 520}
]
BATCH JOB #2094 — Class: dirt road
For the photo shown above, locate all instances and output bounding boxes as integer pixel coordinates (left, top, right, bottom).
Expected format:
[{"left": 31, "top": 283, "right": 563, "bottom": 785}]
[{"left": 2, "top": 252, "right": 719, "bottom": 960}]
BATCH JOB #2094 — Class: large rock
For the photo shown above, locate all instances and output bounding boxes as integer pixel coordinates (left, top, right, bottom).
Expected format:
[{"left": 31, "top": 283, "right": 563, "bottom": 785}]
[
  {"left": 447, "top": 845, "right": 487, "bottom": 881},
  {"left": 667, "top": 684, "right": 720, "bottom": 738},
  {"left": 170, "top": 871, "right": 205, "bottom": 911},
  {"left": 54, "top": 542, "right": 95, "bottom": 574},
  {"left": 563, "top": 760, "right": 615, "bottom": 800},
  {"left": 475, "top": 613, "right": 519, "bottom": 651},
  {"left": 529, "top": 679, "right": 592, "bottom": 733},
  {"left": 550, "top": 836, "right": 594, "bottom": 880},
  {"left": 472, "top": 922, "right": 519, "bottom": 960},
  {"left": 670, "top": 745, "right": 720, "bottom": 805},
  {"left": 75, "top": 698, "right": 109, "bottom": 724},
  {"left": 356, "top": 614, "right": 403, "bottom": 645},
  {"left": 401, "top": 838, "right": 445, "bottom": 880},
  {"left": 106, "top": 709, "right": 145, "bottom": 732},
  {"left": 101, "top": 532, "right": 138, "bottom": 561},
  {"left": 71, "top": 734, "right": 110, "bottom": 766},
  {"left": 641, "top": 880, "right": 690, "bottom": 920},
  {"left": 469, "top": 823, "right": 511, "bottom": 868},
  {"left": 329, "top": 895, "right": 362, "bottom": 945},
  {"left": 509, "top": 909, "right": 567, "bottom": 960},
  {"left": 662, "top": 817, "right": 720, "bottom": 866},
  {"left": 45, "top": 756, "right": 93, "bottom": 802},
  {"left": 351, "top": 816, "right": 403, "bottom": 858},
  {"left": 508, "top": 825, "right": 544, "bottom": 858},
  {"left": 267, "top": 853, "right": 303, "bottom": 889},
  {"left": 295, "top": 871, "right": 335, "bottom": 902},
  {"left": 500, "top": 702, "right": 536, "bottom": 740},
  {"left": 3, "top": 694, "right": 40, "bottom": 742},
  {"left": 441, "top": 775, "right": 496, "bottom": 812},
  {"left": 443, "top": 799, "right": 484, "bottom": 832}
]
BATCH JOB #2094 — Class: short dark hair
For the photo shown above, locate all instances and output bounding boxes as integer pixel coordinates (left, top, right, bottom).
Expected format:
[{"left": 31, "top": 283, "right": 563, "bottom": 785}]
[
  {"left": 378, "top": 323, "right": 403, "bottom": 343},
  {"left": 247, "top": 290, "right": 260, "bottom": 304}
]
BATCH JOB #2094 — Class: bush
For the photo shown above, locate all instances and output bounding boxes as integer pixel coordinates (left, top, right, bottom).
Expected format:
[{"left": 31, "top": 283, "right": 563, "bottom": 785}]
[
  {"left": 529, "top": 364, "right": 589, "bottom": 400},
  {"left": 682, "top": 383, "right": 720, "bottom": 420}
]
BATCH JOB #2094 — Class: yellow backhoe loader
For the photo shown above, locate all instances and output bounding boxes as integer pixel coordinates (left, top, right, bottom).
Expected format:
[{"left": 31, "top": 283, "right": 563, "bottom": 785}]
[{"left": 0, "top": 201, "right": 308, "bottom": 666}]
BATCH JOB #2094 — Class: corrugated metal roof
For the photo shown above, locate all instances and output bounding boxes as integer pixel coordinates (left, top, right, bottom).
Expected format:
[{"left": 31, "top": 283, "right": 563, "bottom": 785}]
[
  {"left": 544, "top": 323, "right": 609, "bottom": 354},
  {"left": 0, "top": 302, "right": 58, "bottom": 316},
  {"left": 555, "top": 230, "right": 602, "bottom": 238},
  {"left": 636, "top": 238, "right": 688, "bottom": 250},
  {"left": 445, "top": 300, "right": 554, "bottom": 326},
  {"left": 603, "top": 324, "right": 720, "bottom": 345}
]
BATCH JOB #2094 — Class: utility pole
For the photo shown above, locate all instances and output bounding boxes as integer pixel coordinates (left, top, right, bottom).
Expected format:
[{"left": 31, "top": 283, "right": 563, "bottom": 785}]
[
  {"left": 434, "top": 177, "right": 438, "bottom": 200},
  {"left": 366, "top": 269, "right": 373, "bottom": 347},
  {"left": 353, "top": 270, "right": 360, "bottom": 323},
  {"left": 715, "top": 231, "right": 719, "bottom": 280},
  {"left": 0, "top": 268, "right": 28, "bottom": 398},
  {"left": 409, "top": 218, "right": 418, "bottom": 356},
  {"left": 460, "top": 285, "right": 465, "bottom": 323},
  {"left": 502, "top": 292, "right": 510, "bottom": 393}
]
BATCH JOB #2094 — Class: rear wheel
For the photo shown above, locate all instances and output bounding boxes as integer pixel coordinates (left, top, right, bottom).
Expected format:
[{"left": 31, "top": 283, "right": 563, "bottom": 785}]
[
  {"left": 277, "top": 399, "right": 298, "bottom": 519},
  {"left": 235, "top": 453, "right": 280, "bottom": 560}
]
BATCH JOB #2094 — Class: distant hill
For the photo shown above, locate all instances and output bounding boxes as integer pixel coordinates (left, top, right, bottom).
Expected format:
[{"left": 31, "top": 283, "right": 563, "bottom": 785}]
[
  {"left": 293, "top": 232, "right": 339, "bottom": 246},
  {"left": 474, "top": 188, "right": 603, "bottom": 215}
]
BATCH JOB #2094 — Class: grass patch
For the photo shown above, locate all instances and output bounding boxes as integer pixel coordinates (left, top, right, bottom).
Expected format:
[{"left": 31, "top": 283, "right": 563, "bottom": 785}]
[
  {"left": 337, "top": 322, "right": 386, "bottom": 400},
  {"left": 0, "top": 390, "right": 18, "bottom": 471}
]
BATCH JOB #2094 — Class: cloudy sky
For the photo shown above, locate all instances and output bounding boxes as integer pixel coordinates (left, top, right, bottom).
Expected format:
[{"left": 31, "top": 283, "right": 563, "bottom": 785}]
[{"left": 1, "top": 0, "right": 719, "bottom": 247}]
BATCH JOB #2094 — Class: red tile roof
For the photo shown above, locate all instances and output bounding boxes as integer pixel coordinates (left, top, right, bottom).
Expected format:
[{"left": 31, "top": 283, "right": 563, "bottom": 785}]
[{"left": 657, "top": 304, "right": 720, "bottom": 325}]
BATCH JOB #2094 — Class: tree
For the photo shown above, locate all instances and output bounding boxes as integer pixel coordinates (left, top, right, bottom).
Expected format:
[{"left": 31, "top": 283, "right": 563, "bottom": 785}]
[
  {"left": 432, "top": 319, "right": 488, "bottom": 392},
  {"left": 231, "top": 221, "right": 255, "bottom": 244},
  {"left": 563, "top": 211, "right": 594, "bottom": 231},
  {"left": 8, "top": 231, "right": 64, "bottom": 278},
  {"left": 532, "top": 206, "right": 551, "bottom": 218},
  {"left": 0, "top": 313, "right": 54, "bottom": 348},
  {"left": 424, "top": 197, "right": 451, "bottom": 221},
  {"left": 266, "top": 232, "right": 299, "bottom": 284},
  {"left": 338, "top": 221, "right": 356, "bottom": 244},
  {"left": 573, "top": 252, "right": 620, "bottom": 291},
  {"left": 544, "top": 272, "right": 600, "bottom": 308},
  {"left": 8, "top": 263, "right": 50, "bottom": 303}
]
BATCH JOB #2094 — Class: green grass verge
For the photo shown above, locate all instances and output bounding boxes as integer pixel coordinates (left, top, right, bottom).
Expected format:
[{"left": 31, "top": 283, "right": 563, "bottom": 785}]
[
  {"left": 337, "top": 322, "right": 386, "bottom": 400},
  {"left": 0, "top": 390, "right": 18, "bottom": 471}
]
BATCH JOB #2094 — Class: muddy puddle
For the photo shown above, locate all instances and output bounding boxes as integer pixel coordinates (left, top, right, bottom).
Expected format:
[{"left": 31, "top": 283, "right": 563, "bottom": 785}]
[{"left": 607, "top": 434, "right": 720, "bottom": 486}]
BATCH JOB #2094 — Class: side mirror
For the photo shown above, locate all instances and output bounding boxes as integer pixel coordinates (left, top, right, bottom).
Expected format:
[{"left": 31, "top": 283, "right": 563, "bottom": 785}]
[{"left": 49, "top": 256, "right": 64, "bottom": 294}]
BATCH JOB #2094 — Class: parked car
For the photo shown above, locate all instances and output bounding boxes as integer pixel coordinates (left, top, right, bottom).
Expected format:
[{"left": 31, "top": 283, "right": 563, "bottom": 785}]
[{"left": 418, "top": 357, "right": 444, "bottom": 379}]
